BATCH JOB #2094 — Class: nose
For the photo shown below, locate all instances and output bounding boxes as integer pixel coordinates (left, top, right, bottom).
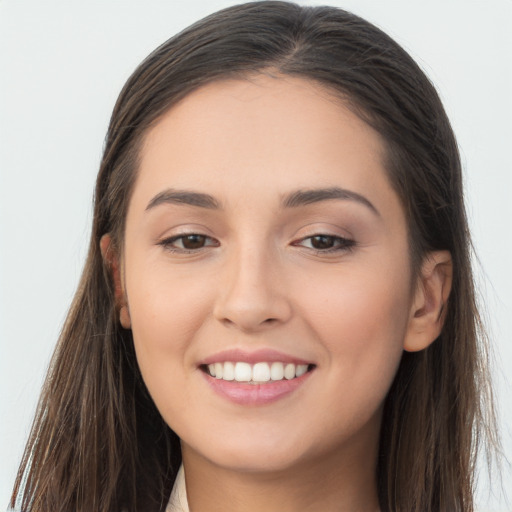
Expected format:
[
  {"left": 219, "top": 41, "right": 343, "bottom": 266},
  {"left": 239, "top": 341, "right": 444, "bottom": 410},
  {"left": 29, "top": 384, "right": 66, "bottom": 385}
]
[{"left": 213, "top": 246, "right": 293, "bottom": 332}]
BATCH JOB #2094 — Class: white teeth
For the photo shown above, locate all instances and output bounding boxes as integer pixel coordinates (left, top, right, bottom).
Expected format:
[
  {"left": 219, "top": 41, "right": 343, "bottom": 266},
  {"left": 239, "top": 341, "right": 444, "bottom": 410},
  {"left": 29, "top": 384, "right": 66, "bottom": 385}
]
[
  {"left": 252, "top": 362, "right": 271, "bottom": 382},
  {"left": 284, "top": 363, "right": 295, "bottom": 380},
  {"left": 206, "top": 361, "right": 311, "bottom": 382},
  {"left": 296, "top": 364, "right": 308, "bottom": 377},
  {"left": 223, "top": 361, "right": 235, "bottom": 381},
  {"left": 270, "top": 362, "right": 284, "bottom": 381},
  {"left": 234, "top": 362, "right": 252, "bottom": 382}
]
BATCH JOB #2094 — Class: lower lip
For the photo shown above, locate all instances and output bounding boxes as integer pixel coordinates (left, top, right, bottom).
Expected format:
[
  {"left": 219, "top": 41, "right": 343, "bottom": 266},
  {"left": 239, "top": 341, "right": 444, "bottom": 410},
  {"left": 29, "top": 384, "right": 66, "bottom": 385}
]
[{"left": 203, "top": 371, "right": 312, "bottom": 406}]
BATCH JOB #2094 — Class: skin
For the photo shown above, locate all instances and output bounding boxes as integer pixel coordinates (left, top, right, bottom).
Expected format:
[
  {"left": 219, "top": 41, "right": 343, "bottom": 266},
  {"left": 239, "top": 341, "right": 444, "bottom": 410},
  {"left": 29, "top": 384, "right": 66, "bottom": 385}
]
[{"left": 102, "top": 75, "right": 452, "bottom": 511}]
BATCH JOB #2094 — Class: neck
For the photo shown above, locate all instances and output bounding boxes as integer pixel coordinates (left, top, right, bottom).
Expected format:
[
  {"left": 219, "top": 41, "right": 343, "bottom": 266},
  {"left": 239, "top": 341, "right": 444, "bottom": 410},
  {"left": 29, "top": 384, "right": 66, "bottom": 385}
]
[{"left": 181, "top": 425, "right": 380, "bottom": 512}]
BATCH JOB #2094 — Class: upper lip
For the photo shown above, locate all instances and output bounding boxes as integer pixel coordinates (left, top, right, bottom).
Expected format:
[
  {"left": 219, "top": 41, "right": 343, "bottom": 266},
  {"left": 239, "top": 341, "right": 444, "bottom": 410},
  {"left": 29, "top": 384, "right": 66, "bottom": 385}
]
[{"left": 199, "top": 348, "right": 314, "bottom": 366}]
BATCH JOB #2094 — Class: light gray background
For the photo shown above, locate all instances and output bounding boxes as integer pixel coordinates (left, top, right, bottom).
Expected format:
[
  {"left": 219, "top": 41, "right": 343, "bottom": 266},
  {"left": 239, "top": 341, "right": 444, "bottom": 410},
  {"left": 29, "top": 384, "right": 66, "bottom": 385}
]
[{"left": 1, "top": 1, "right": 511, "bottom": 510}]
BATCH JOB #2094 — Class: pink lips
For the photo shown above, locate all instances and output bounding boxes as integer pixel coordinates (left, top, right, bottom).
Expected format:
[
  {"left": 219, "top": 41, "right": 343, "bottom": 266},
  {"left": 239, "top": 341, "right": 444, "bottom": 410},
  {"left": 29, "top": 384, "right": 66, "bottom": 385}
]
[
  {"left": 199, "top": 348, "right": 314, "bottom": 406},
  {"left": 204, "top": 371, "right": 312, "bottom": 405}
]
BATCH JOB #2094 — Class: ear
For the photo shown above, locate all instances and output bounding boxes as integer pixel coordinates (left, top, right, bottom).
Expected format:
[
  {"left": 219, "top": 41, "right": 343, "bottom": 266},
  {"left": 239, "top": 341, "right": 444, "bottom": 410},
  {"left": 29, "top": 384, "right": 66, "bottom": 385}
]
[
  {"left": 100, "top": 234, "right": 131, "bottom": 329},
  {"left": 404, "top": 250, "right": 452, "bottom": 352}
]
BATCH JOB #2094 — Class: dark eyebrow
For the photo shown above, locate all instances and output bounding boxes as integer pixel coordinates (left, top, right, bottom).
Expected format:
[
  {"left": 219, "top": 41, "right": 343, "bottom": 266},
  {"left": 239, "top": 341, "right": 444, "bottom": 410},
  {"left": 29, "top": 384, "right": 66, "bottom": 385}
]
[
  {"left": 145, "top": 186, "right": 378, "bottom": 215},
  {"left": 282, "top": 187, "right": 380, "bottom": 216},
  {"left": 146, "top": 188, "right": 221, "bottom": 211}
]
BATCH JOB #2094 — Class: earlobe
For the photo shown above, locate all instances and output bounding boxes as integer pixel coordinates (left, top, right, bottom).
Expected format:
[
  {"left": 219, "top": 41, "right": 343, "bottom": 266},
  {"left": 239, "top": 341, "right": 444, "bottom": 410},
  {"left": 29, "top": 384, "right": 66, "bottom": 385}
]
[
  {"left": 100, "top": 234, "right": 131, "bottom": 329},
  {"left": 119, "top": 305, "right": 132, "bottom": 330},
  {"left": 403, "top": 250, "right": 452, "bottom": 352}
]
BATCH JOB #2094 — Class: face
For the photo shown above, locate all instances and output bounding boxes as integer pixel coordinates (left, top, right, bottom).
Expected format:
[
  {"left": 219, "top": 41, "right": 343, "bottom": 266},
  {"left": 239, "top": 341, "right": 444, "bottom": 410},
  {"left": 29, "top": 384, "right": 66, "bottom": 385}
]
[{"left": 120, "top": 75, "right": 417, "bottom": 474}]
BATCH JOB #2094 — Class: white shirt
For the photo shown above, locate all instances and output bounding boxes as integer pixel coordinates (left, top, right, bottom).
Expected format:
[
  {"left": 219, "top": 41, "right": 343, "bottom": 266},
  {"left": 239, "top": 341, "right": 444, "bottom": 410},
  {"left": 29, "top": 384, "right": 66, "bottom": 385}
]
[{"left": 166, "top": 465, "right": 190, "bottom": 512}]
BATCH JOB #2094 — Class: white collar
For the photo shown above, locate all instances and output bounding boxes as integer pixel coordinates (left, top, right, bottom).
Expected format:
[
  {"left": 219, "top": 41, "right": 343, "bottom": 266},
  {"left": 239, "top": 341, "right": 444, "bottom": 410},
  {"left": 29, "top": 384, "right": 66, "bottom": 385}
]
[{"left": 166, "top": 465, "right": 190, "bottom": 512}]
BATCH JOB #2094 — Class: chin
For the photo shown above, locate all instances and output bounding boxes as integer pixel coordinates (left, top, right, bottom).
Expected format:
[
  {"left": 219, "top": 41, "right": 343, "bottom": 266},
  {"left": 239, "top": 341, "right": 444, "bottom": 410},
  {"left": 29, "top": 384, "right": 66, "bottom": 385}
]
[
  {"left": 182, "top": 431, "right": 313, "bottom": 475},
  {"left": 211, "top": 448, "right": 306, "bottom": 474}
]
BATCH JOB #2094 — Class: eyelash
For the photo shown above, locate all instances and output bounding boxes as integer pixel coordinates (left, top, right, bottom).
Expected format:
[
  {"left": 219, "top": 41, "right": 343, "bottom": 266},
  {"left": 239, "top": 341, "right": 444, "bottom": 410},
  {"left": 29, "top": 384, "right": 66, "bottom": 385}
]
[
  {"left": 293, "top": 234, "right": 356, "bottom": 254},
  {"left": 158, "top": 233, "right": 355, "bottom": 255},
  {"left": 158, "top": 233, "right": 219, "bottom": 253}
]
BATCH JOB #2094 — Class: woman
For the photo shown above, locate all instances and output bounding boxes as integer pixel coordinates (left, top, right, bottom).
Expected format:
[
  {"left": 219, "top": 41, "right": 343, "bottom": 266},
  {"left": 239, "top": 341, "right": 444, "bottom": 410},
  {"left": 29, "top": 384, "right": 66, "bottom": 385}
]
[{"left": 9, "top": 2, "right": 498, "bottom": 511}]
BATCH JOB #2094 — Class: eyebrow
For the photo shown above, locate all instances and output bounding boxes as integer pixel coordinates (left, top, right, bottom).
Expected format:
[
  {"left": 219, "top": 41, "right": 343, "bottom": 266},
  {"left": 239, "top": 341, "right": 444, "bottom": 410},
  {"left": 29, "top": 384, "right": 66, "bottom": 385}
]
[
  {"left": 145, "top": 186, "right": 379, "bottom": 216},
  {"left": 282, "top": 187, "right": 380, "bottom": 216},
  {"left": 146, "top": 189, "right": 221, "bottom": 211}
]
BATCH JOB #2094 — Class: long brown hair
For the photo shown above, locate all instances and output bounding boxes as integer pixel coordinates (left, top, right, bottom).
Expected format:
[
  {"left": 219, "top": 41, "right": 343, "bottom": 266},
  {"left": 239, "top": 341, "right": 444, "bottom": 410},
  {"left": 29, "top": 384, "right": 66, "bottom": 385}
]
[{"left": 10, "top": 2, "right": 497, "bottom": 511}]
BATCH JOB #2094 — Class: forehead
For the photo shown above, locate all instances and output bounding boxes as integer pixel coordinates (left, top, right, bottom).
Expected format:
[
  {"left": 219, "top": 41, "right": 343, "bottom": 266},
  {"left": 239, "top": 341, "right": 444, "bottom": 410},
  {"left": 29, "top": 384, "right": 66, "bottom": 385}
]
[{"left": 131, "top": 75, "right": 398, "bottom": 216}]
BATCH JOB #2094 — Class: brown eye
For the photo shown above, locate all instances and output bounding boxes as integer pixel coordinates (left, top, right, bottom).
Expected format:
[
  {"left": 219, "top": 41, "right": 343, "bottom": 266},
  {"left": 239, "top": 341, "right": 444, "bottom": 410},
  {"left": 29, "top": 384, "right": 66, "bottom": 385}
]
[
  {"left": 310, "top": 235, "right": 336, "bottom": 250},
  {"left": 294, "top": 234, "right": 355, "bottom": 253},
  {"left": 159, "top": 233, "right": 219, "bottom": 253},
  {"left": 181, "top": 234, "right": 207, "bottom": 249}
]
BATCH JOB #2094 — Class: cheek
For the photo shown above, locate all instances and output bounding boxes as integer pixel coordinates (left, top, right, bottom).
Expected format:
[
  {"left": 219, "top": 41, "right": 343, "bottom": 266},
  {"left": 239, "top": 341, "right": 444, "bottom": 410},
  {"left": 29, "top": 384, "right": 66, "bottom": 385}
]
[
  {"left": 127, "top": 260, "right": 209, "bottom": 341},
  {"left": 302, "top": 255, "right": 411, "bottom": 337},
  {"left": 124, "top": 261, "right": 213, "bottom": 401},
  {"left": 297, "top": 260, "right": 411, "bottom": 410}
]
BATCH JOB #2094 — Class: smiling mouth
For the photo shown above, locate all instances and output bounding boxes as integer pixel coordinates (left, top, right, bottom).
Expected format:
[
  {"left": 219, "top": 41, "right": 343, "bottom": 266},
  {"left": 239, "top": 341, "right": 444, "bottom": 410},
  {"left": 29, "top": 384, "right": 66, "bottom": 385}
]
[{"left": 201, "top": 361, "right": 316, "bottom": 384}]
